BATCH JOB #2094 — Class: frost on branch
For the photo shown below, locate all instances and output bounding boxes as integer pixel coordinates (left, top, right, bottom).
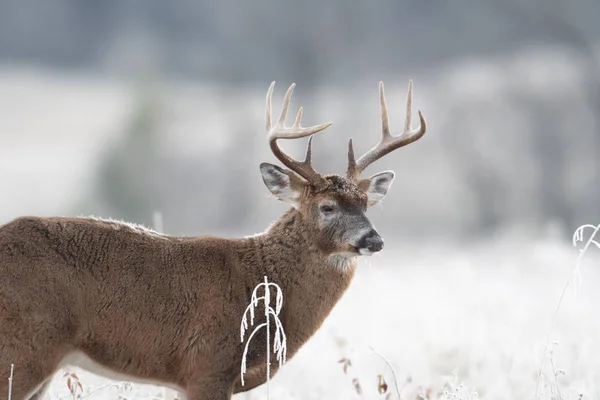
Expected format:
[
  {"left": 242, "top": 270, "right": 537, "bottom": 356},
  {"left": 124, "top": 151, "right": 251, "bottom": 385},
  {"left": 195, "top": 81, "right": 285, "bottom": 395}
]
[
  {"left": 571, "top": 223, "right": 600, "bottom": 293},
  {"left": 240, "top": 275, "right": 287, "bottom": 393}
]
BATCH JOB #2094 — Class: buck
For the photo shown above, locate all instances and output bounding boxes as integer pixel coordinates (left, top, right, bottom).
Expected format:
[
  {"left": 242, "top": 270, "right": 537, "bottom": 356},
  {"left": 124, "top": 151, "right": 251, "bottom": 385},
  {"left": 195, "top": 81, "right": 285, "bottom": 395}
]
[{"left": 0, "top": 80, "right": 426, "bottom": 400}]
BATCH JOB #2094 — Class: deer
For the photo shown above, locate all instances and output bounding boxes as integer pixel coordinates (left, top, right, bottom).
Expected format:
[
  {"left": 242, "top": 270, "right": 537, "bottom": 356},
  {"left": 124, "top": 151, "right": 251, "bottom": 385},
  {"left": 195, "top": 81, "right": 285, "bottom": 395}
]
[{"left": 0, "top": 79, "right": 426, "bottom": 400}]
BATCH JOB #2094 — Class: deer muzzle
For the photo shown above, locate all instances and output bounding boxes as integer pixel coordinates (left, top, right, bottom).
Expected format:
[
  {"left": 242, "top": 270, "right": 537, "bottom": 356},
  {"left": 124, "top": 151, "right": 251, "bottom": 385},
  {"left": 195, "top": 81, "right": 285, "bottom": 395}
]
[{"left": 356, "top": 229, "right": 384, "bottom": 255}]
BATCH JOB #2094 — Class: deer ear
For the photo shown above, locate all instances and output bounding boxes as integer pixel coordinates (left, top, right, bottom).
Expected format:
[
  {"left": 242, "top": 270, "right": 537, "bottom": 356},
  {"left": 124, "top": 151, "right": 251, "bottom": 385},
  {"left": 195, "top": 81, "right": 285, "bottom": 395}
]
[
  {"left": 359, "top": 171, "right": 395, "bottom": 206},
  {"left": 260, "top": 163, "right": 306, "bottom": 207}
]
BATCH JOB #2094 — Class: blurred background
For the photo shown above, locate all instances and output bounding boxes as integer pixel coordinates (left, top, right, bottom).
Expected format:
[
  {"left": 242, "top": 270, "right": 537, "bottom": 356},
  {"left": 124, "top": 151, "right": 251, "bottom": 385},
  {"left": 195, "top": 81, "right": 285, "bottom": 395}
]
[
  {"left": 1, "top": 0, "right": 599, "bottom": 240},
  {"left": 1, "top": 1, "right": 600, "bottom": 399}
]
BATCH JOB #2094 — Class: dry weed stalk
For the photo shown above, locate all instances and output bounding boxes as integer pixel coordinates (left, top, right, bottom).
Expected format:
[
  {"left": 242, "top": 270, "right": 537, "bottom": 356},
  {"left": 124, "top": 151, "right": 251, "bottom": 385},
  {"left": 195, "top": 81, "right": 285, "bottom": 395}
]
[
  {"left": 535, "top": 223, "right": 600, "bottom": 399},
  {"left": 338, "top": 356, "right": 364, "bottom": 397},
  {"left": 240, "top": 276, "right": 287, "bottom": 399},
  {"left": 367, "top": 345, "right": 406, "bottom": 399},
  {"left": 64, "top": 371, "right": 83, "bottom": 400},
  {"left": 7, "top": 363, "right": 14, "bottom": 400},
  {"left": 441, "top": 382, "right": 478, "bottom": 400}
]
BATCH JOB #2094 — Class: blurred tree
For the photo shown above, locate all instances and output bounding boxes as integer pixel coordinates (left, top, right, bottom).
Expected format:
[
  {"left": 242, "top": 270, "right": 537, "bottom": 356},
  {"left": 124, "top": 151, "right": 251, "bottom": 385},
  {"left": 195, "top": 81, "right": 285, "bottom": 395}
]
[
  {"left": 78, "top": 80, "right": 264, "bottom": 236},
  {"left": 488, "top": 0, "right": 600, "bottom": 231},
  {"left": 92, "top": 81, "right": 165, "bottom": 227},
  {"left": 439, "top": 101, "right": 509, "bottom": 237},
  {"left": 5, "top": 0, "right": 599, "bottom": 83}
]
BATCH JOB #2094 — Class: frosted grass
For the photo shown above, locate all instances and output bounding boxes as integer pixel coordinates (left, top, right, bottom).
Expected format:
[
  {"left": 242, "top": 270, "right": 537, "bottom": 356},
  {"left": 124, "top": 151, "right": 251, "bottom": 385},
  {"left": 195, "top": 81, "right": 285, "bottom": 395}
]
[{"left": 37, "top": 237, "right": 600, "bottom": 400}]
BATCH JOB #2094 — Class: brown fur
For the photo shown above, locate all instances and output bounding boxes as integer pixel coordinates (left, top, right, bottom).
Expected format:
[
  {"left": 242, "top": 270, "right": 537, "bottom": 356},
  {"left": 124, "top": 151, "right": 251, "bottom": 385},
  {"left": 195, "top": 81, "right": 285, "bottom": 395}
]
[{"left": 0, "top": 174, "right": 368, "bottom": 400}]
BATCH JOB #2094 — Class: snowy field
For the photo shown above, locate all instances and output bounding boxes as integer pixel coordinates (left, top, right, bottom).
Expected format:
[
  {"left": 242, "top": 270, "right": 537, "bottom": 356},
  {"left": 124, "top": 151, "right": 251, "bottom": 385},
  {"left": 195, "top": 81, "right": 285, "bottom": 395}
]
[{"left": 42, "top": 235, "right": 600, "bottom": 400}]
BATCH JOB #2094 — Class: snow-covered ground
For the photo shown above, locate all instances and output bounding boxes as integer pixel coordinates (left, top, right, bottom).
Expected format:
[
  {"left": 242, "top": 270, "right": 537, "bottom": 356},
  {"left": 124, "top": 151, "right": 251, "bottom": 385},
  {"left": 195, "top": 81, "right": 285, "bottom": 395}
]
[{"left": 45, "top": 236, "right": 600, "bottom": 400}]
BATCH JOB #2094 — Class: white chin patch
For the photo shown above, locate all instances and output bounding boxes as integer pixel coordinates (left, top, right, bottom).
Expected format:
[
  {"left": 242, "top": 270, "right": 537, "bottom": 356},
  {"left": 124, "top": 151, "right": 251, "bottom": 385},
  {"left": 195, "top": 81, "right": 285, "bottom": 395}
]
[{"left": 359, "top": 248, "right": 373, "bottom": 256}]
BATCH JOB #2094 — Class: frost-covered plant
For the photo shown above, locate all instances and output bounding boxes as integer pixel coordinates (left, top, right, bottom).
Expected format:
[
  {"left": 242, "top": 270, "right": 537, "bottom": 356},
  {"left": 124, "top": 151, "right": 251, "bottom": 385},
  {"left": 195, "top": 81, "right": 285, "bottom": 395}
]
[
  {"left": 572, "top": 223, "right": 600, "bottom": 289},
  {"left": 7, "top": 363, "right": 14, "bottom": 400},
  {"left": 240, "top": 275, "right": 287, "bottom": 398},
  {"left": 535, "top": 223, "right": 600, "bottom": 399},
  {"left": 441, "top": 382, "right": 479, "bottom": 400},
  {"left": 64, "top": 372, "right": 83, "bottom": 400}
]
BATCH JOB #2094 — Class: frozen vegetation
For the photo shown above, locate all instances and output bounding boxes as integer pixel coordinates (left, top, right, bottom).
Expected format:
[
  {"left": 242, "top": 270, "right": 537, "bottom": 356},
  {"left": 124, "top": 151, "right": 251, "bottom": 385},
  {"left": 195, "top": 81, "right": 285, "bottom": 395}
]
[{"left": 40, "top": 236, "right": 600, "bottom": 400}]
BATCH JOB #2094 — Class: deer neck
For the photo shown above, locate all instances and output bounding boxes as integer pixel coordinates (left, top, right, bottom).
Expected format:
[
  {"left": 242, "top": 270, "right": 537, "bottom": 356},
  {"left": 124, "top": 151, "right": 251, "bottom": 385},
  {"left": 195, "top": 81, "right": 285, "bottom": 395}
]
[
  {"left": 245, "top": 208, "right": 357, "bottom": 356},
  {"left": 254, "top": 207, "right": 358, "bottom": 272}
]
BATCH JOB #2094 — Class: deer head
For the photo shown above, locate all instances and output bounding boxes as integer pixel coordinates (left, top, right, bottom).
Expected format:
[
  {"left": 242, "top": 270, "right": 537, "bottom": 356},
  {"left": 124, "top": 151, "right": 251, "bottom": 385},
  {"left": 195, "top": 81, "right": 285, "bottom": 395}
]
[{"left": 260, "top": 81, "right": 427, "bottom": 257}]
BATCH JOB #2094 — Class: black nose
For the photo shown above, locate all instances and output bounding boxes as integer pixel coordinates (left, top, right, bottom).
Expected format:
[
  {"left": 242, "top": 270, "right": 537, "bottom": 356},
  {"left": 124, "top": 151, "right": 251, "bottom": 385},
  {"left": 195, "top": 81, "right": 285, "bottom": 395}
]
[{"left": 358, "top": 230, "right": 384, "bottom": 253}]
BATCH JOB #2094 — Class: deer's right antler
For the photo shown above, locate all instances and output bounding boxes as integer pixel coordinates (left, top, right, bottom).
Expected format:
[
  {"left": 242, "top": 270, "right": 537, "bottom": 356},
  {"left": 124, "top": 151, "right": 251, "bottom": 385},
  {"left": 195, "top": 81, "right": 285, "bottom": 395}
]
[{"left": 266, "top": 81, "right": 332, "bottom": 190}]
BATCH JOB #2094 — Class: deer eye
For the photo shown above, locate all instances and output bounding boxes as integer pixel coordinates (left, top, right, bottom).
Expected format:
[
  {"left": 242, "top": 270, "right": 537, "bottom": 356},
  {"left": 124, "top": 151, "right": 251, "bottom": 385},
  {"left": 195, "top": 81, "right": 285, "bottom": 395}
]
[{"left": 320, "top": 204, "right": 337, "bottom": 213}]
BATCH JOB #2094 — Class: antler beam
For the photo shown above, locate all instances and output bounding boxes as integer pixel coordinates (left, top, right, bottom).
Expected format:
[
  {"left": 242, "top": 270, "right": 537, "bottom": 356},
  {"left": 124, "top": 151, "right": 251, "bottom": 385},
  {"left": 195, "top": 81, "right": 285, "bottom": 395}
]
[
  {"left": 266, "top": 82, "right": 332, "bottom": 189},
  {"left": 347, "top": 80, "right": 427, "bottom": 181}
]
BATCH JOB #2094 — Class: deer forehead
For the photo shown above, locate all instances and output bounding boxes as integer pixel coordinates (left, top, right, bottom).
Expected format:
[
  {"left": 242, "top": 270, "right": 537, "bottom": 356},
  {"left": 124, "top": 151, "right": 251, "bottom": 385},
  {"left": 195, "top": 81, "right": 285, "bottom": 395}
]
[{"left": 309, "top": 175, "right": 368, "bottom": 207}]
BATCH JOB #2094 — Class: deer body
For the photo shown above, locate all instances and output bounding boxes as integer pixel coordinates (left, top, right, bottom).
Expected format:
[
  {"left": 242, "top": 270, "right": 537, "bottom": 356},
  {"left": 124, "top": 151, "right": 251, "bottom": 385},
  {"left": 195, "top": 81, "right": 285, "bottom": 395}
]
[
  {"left": 0, "top": 80, "right": 426, "bottom": 400},
  {"left": 0, "top": 212, "right": 355, "bottom": 396}
]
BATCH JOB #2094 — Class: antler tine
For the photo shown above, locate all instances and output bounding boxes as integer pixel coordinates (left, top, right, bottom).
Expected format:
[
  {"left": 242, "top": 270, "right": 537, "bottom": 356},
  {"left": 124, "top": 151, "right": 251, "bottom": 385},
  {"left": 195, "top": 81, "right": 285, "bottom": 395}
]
[
  {"left": 277, "top": 83, "right": 295, "bottom": 128},
  {"left": 347, "top": 80, "right": 427, "bottom": 181},
  {"left": 304, "top": 135, "right": 314, "bottom": 163},
  {"left": 380, "top": 81, "right": 391, "bottom": 141},
  {"left": 346, "top": 138, "right": 357, "bottom": 179},
  {"left": 294, "top": 107, "right": 303, "bottom": 128},
  {"left": 404, "top": 79, "right": 413, "bottom": 133},
  {"left": 266, "top": 81, "right": 275, "bottom": 132},
  {"left": 266, "top": 81, "right": 333, "bottom": 188}
]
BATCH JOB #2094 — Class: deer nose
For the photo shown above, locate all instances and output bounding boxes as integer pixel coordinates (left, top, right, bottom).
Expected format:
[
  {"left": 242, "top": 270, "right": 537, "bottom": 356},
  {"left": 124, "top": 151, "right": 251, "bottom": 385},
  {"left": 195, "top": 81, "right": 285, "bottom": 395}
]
[{"left": 358, "top": 230, "right": 384, "bottom": 253}]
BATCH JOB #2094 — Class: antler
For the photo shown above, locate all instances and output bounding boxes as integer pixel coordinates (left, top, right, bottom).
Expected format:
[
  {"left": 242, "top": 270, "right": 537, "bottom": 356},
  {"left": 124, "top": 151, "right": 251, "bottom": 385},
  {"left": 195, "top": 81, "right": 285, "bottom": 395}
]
[
  {"left": 347, "top": 80, "right": 427, "bottom": 181},
  {"left": 266, "top": 81, "right": 332, "bottom": 189}
]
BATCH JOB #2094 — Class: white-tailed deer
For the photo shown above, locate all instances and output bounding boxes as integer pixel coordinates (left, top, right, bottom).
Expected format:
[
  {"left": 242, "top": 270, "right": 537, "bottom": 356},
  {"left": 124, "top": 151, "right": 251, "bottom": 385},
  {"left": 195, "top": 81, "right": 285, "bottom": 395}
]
[{"left": 0, "top": 80, "right": 426, "bottom": 400}]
